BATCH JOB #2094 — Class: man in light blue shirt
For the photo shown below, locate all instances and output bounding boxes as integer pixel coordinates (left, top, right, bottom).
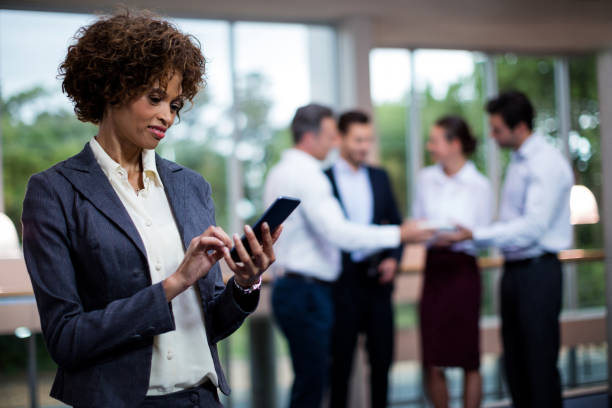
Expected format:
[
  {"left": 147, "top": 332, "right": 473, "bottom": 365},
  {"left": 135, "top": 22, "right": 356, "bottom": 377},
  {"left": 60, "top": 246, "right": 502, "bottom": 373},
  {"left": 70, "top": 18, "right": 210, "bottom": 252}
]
[{"left": 440, "top": 91, "right": 572, "bottom": 408}]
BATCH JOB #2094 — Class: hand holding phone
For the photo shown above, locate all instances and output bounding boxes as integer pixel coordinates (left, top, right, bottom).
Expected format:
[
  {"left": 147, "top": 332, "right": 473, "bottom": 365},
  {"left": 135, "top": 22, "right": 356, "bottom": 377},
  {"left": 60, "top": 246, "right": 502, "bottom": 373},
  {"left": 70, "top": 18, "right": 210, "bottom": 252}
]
[{"left": 230, "top": 196, "right": 300, "bottom": 262}]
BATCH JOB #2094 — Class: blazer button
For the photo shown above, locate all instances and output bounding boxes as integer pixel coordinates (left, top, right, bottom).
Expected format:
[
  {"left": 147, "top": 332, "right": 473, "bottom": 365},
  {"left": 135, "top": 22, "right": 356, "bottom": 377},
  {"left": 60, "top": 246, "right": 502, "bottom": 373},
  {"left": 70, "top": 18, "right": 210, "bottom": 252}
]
[{"left": 190, "top": 393, "right": 199, "bottom": 404}]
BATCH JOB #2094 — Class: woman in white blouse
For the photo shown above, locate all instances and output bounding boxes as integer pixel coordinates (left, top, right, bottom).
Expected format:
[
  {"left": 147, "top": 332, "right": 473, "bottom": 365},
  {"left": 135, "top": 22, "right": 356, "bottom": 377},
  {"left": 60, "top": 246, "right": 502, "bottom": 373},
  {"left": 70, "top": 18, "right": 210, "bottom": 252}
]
[
  {"left": 21, "top": 11, "right": 280, "bottom": 408},
  {"left": 413, "top": 116, "right": 493, "bottom": 408}
]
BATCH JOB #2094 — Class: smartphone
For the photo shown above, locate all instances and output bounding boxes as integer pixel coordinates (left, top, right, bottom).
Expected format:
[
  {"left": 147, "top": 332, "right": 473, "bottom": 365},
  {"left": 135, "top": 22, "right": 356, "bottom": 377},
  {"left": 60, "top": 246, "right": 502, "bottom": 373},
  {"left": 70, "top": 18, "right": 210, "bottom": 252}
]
[{"left": 230, "top": 196, "right": 301, "bottom": 262}]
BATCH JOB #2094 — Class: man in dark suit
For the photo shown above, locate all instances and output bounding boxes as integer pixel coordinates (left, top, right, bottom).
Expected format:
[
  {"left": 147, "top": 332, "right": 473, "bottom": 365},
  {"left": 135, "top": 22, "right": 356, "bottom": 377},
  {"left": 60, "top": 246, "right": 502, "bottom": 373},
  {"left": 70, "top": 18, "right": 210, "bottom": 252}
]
[{"left": 326, "top": 110, "right": 403, "bottom": 408}]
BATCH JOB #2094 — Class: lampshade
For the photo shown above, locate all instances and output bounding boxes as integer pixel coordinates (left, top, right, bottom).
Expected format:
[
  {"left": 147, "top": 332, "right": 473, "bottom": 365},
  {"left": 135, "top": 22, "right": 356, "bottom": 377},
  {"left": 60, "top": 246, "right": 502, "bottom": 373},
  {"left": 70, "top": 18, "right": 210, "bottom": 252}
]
[
  {"left": 570, "top": 185, "right": 600, "bottom": 225},
  {"left": 0, "top": 212, "right": 21, "bottom": 258}
]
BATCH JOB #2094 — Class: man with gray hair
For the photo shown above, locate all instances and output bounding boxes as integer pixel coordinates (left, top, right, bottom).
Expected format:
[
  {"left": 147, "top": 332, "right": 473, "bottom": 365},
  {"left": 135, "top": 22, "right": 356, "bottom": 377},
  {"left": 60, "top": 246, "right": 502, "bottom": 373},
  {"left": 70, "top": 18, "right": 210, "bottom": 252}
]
[{"left": 264, "top": 103, "right": 432, "bottom": 408}]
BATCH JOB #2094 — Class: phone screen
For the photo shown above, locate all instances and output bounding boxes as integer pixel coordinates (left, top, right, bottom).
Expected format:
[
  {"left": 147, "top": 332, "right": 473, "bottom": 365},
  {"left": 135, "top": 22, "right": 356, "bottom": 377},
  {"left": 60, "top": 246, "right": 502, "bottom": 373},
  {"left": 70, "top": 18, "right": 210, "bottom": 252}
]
[{"left": 230, "top": 196, "right": 300, "bottom": 262}]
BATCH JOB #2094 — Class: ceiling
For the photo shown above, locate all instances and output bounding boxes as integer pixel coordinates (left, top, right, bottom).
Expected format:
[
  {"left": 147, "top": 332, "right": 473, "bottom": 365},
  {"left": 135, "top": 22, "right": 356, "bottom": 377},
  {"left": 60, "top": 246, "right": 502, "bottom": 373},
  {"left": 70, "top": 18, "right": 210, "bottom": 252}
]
[{"left": 3, "top": 0, "right": 612, "bottom": 53}]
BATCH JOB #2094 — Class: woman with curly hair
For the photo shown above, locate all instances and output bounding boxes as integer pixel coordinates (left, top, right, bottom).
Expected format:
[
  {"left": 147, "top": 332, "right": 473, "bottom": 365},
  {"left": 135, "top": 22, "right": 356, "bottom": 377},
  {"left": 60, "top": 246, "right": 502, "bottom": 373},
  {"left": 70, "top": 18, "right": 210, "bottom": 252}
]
[{"left": 21, "top": 10, "right": 281, "bottom": 408}]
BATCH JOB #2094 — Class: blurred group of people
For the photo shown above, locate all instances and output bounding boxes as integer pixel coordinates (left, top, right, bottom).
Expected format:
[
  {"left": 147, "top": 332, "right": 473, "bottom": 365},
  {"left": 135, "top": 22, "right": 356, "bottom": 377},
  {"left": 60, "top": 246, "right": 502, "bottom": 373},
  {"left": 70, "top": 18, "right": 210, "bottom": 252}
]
[{"left": 265, "top": 91, "right": 573, "bottom": 408}]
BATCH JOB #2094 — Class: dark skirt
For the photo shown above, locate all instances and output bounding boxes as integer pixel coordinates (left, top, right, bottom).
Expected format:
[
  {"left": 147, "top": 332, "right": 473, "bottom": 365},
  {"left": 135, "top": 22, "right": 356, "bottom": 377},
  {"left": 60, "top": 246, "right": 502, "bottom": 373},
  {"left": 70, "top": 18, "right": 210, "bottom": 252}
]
[{"left": 419, "top": 248, "right": 481, "bottom": 370}]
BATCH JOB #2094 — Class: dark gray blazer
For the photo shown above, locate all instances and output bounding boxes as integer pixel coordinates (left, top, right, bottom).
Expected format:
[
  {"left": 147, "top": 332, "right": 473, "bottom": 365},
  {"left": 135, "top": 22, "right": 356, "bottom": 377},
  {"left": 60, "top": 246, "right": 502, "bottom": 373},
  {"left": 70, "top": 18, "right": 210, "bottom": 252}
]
[{"left": 21, "top": 143, "right": 258, "bottom": 408}]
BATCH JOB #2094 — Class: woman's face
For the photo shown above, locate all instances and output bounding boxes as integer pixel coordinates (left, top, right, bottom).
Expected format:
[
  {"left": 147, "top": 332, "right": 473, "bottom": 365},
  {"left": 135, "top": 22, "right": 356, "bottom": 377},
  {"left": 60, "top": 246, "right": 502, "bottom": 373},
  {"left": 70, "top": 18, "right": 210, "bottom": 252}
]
[
  {"left": 106, "top": 72, "right": 184, "bottom": 150},
  {"left": 426, "top": 125, "right": 462, "bottom": 164}
]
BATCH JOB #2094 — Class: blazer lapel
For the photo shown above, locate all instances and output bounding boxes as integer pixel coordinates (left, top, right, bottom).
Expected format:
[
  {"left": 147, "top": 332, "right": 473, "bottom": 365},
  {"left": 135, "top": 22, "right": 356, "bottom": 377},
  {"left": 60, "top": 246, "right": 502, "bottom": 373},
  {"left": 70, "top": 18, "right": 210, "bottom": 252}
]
[
  {"left": 367, "top": 167, "right": 381, "bottom": 223},
  {"left": 325, "top": 168, "right": 349, "bottom": 217},
  {"left": 57, "top": 143, "right": 147, "bottom": 259},
  {"left": 156, "top": 155, "right": 189, "bottom": 250}
]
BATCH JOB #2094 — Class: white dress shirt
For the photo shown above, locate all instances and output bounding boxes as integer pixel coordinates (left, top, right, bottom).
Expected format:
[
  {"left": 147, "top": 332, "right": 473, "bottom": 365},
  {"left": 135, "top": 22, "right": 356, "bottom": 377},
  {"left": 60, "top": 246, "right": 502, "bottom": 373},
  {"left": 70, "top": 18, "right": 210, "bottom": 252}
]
[
  {"left": 90, "top": 138, "right": 217, "bottom": 395},
  {"left": 413, "top": 161, "right": 493, "bottom": 255},
  {"left": 473, "top": 133, "right": 574, "bottom": 260},
  {"left": 263, "top": 148, "right": 401, "bottom": 282},
  {"left": 332, "top": 158, "right": 375, "bottom": 262}
]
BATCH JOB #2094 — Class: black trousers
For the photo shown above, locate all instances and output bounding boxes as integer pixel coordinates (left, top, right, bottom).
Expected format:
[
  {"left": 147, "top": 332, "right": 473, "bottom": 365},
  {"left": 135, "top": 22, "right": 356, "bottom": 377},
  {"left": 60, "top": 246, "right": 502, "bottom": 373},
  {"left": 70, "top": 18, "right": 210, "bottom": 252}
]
[
  {"left": 272, "top": 275, "right": 334, "bottom": 408},
  {"left": 330, "top": 261, "right": 394, "bottom": 408},
  {"left": 139, "top": 381, "right": 223, "bottom": 407},
  {"left": 501, "top": 253, "right": 563, "bottom": 408}
]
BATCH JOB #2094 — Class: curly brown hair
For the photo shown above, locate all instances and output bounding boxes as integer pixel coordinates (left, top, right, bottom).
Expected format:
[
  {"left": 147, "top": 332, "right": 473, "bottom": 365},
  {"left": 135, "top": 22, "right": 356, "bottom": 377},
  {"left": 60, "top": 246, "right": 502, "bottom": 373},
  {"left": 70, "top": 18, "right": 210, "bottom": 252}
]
[{"left": 59, "top": 10, "right": 205, "bottom": 124}]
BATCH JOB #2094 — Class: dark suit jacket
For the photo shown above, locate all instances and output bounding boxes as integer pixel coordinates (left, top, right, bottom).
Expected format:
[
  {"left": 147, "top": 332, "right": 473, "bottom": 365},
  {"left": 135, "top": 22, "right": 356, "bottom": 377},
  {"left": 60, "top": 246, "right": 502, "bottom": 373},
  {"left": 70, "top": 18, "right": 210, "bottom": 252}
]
[
  {"left": 324, "top": 165, "right": 404, "bottom": 280},
  {"left": 21, "top": 143, "right": 258, "bottom": 408}
]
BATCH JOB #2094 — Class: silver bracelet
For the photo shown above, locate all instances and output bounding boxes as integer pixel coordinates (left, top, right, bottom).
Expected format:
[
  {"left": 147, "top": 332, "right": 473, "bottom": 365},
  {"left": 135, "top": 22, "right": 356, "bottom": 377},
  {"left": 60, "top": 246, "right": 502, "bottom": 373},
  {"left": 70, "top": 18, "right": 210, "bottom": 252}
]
[{"left": 233, "top": 276, "right": 262, "bottom": 294}]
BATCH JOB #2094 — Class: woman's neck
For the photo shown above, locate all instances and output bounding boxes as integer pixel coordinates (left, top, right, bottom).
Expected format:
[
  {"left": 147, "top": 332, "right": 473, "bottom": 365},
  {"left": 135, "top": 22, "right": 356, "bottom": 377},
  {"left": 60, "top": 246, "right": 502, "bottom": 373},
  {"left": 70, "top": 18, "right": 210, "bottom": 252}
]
[
  {"left": 442, "top": 155, "right": 467, "bottom": 177},
  {"left": 96, "top": 123, "right": 142, "bottom": 175}
]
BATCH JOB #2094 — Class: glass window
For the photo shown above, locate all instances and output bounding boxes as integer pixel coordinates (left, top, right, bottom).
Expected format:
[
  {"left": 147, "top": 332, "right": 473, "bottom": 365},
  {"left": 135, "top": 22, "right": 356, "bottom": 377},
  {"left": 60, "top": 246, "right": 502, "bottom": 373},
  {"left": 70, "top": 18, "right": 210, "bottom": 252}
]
[
  {"left": 162, "top": 18, "right": 233, "bottom": 229},
  {"left": 370, "top": 49, "right": 489, "bottom": 216},
  {"left": 233, "top": 22, "right": 337, "bottom": 224},
  {"left": 568, "top": 55, "right": 602, "bottom": 249},
  {"left": 567, "top": 56, "right": 605, "bottom": 314},
  {"left": 496, "top": 54, "right": 559, "bottom": 146},
  {"left": 369, "top": 48, "right": 411, "bottom": 215},
  {"left": 1, "top": 10, "right": 96, "bottom": 232},
  {"left": 415, "top": 50, "right": 487, "bottom": 173}
]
